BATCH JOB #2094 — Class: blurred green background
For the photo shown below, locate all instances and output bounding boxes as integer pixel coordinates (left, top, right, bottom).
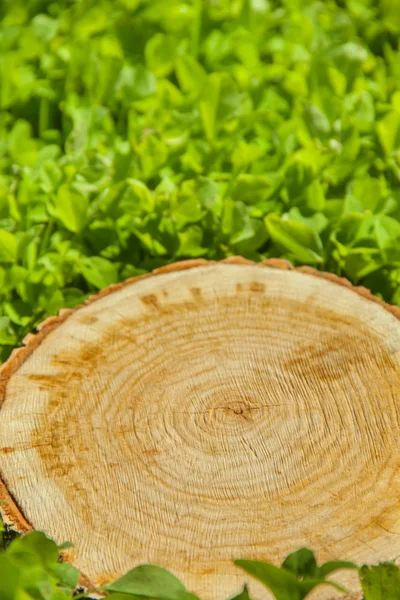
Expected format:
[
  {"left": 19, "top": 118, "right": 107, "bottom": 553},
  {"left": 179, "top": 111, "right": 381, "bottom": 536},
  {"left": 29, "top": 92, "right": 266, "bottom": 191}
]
[{"left": 0, "top": 0, "right": 400, "bottom": 362}]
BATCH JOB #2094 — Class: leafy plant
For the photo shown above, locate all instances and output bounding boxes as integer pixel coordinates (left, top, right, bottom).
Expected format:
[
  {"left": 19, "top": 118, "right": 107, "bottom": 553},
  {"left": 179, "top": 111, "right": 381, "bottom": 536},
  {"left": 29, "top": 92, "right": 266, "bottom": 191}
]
[
  {"left": 0, "top": 0, "right": 400, "bottom": 363},
  {"left": 235, "top": 548, "right": 358, "bottom": 599},
  {"left": 0, "top": 523, "right": 399, "bottom": 600}
]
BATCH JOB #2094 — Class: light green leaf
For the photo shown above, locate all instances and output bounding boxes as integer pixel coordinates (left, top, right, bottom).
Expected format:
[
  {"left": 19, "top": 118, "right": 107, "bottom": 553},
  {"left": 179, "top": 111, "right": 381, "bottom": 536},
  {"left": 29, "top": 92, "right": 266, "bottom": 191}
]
[
  {"left": 199, "top": 74, "right": 221, "bottom": 141},
  {"left": 0, "top": 556, "right": 20, "bottom": 600},
  {"left": 174, "top": 198, "right": 203, "bottom": 228},
  {"left": 199, "top": 74, "right": 241, "bottom": 140},
  {"left": 377, "top": 112, "right": 400, "bottom": 156},
  {"left": 7, "top": 531, "right": 59, "bottom": 567},
  {"left": 175, "top": 55, "right": 207, "bottom": 95},
  {"left": 58, "top": 541, "right": 74, "bottom": 550},
  {"left": 52, "top": 561, "right": 80, "bottom": 588},
  {"left": 53, "top": 185, "right": 89, "bottom": 233},
  {"left": 116, "top": 66, "right": 157, "bottom": 102},
  {"left": 284, "top": 162, "right": 314, "bottom": 201},
  {"left": 177, "top": 226, "right": 207, "bottom": 257},
  {"left": 125, "top": 180, "right": 155, "bottom": 213},
  {"left": 232, "top": 175, "right": 271, "bottom": 205},
  {"left": 265, "top": 214, "right": 324, "bottom": 264},
  {"left": 0, "top": 231, "right": 17, "bottom": 263}
]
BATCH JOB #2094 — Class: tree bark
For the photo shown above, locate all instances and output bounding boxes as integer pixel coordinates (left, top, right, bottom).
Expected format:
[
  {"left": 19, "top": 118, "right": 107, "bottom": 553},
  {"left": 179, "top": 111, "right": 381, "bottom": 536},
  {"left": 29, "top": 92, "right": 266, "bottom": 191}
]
[{"left": 1, "top": 256, "right": 400, "bottom": 600}]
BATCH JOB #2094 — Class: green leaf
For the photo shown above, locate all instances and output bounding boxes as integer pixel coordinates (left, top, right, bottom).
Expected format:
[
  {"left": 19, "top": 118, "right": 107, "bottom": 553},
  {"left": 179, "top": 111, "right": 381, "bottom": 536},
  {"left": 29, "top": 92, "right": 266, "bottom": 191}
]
[
  {"left": 377, "top": 112, "right": 400, "bottom": 156},
  {"left": 265, "top": 214, "right": 324, "bottom": 264},
  {"left": 124, "top": 180, "right": 155, "bottom": 213},
  {"left": 174, "top": 198, "right": 203, "bottom": 228},
  {"left": 235, "top": 559, "right": 347, "bottom": 600},
  {"left": 7, "top": 120, "right": 38, "bottom": 167},
  {"left": 52, "top": 561, "right": 80, "bottom": 588},
  {"left": 349, "top": 177, "right": 384, "bottom": 213},
  {"left": 57, "top": 541, "right": 74, "bottom": 550},
  {"left": 7, "top": 531, "right": 59, "bottom": 568},
  {"left": 175, "top": 55, "right": 207, "bottom": 95},
  {"left": 199, "top": 74, "right": 241, "bottom": 140},
  {"left": 53, "top": 185, "right": 89, "bottom": 233},
  {"left": 116, "top": 66, "right": 157, "bottom": 102},
  {"left": 360, "top": 563, "right": 400, "bottom": 600},
  {"left": 232, "top": 175, "right": 271, "bottom": 205},
  {"left": 229, "top": 584, "right": 253, "bottom": 600},
  {"left": 284, "top": 162, "right": 314, "bottom": 201},
  {"left": 0, "top": 556, "right": 20, "bottom": 600},
  {"left": 177, "top": 225, "right": 207, "bottom": 257},
  {"left": 0, "top": 231, "right": 17, "bottom": 263},
  {"left": 235, "top": 560, "right": 306, "bottom": 600},
  {"left": 106, "top": 595, "right": 146, "bottom": 600},
  {"left": 199, "top": 74, "right": 221, "bottom": 141},
  {"left": 318, "top": 560, "right": 358, "bottom": 578},
  {"left": 81, "top": 257, "right": 119, "bottom": 289},
  {"left": 304, "top": 105, "right": 331, "bottom": 137},
  {"left": 230, "top": 217, "right": 268, "bottom": 253},
  {"left": 103, "top": 564, "right": 199, "bottom": 600},
  {"left": 282, "top": 549, "right": 318, "bottom": 579}
]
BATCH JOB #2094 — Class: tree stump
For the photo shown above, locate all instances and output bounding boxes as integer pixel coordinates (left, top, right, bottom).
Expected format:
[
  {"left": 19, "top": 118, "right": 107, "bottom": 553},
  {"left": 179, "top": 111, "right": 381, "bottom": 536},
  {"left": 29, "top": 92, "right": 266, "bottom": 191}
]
[{"left": 1, "top": 257, "right": 400, "bottom": 600}]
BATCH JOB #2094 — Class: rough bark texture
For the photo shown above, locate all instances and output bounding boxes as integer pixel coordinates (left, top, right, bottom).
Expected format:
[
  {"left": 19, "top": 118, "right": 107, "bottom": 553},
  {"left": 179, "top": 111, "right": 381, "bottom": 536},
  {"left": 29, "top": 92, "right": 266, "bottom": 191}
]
[{"left": 1, "top": 256, "right": 400, "bottom": 600}]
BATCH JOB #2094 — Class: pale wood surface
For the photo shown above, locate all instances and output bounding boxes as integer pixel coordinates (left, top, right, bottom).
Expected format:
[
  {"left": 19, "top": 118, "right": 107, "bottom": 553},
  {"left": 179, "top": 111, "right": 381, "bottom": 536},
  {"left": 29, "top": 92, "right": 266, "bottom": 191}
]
[{"left": 1, "top": 257, "right": 400, "bottom": 600}]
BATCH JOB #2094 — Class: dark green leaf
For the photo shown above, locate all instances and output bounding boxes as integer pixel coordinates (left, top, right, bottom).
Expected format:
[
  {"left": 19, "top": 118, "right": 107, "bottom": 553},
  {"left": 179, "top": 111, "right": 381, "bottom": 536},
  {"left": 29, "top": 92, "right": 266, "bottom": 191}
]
[
  {"left": 282, "top": 549, "right": 318, "bottom": 579},
  {"left": 81, "top": 257, "right": 119, "bottom": 289},
  {"left": 229, "top": 584, "right": 253, "bottom": 600}
]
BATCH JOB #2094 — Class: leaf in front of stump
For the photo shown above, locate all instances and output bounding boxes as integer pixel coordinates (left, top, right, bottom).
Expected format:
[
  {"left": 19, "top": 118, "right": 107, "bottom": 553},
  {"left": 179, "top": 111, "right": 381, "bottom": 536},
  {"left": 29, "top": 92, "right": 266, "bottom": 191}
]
[
  {"left": 52, "top": 561, "right": 80, "bottom": 588},
  {"left": 7, "top": 531, "right": 59, "bottom": 569},
  {"left": 360, "top": 563, "right": 400, "bottom": 600},
  {"left": 0, "top": 555, "right": 20, "bottom": 600},
  {"left": 235, "top": 560, "right": 302, "bottom": 600},
  {"left": 282, "top": 549, "right": 318, "bottom": 579},
  {"left": 103, "top": 564, "right": 200, "bottom": 600},
  {"left": 106, "top": 595, "right": 149, "bottom": 600},
  {"left": 235, "top": 558, "right": 349, "bottom": 600},
  {"left": 229, "top": 584, "right": 253, "bottom": 600},
  {"left": 57, "top": 541, "right": 74, "bottom": 550},
  {"left": 318, "top": 560, "right": 358, "bottom": 578}
]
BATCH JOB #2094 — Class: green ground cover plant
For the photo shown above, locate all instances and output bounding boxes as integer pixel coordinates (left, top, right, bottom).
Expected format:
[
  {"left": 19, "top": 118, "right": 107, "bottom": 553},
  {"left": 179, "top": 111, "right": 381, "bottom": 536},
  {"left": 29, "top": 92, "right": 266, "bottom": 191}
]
[
  {"left": 0, "top": 0, "right": 400, "bottom": 362},
  {"left": 1, "top": 523, "right": 400, "bottom": 600}
]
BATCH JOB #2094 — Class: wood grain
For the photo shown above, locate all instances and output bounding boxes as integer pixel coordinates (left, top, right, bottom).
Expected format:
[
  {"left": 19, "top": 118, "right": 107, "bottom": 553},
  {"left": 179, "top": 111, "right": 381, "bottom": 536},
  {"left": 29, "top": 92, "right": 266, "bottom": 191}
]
[{"left": 1, "top": 257, "right": 400, "bottom": 600}]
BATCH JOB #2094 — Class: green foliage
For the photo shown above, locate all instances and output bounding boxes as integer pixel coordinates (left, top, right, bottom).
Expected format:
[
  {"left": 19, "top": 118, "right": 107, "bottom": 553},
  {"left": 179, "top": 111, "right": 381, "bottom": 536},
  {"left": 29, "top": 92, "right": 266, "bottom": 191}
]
[
  {"left": 360, "top": 563, "right": 400, "bottom": 600},
  {"left": 103, "top": 565, "right": 201, "bottom": 600},
  {"left": 0, "top": 524, "right": 399, "bottom": 600},
  {"left": 235, "top": 548, "right": 357, "bottom": 599},
  {"left": 0, "top": 0, "right": 400, "bottom": 362}
]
